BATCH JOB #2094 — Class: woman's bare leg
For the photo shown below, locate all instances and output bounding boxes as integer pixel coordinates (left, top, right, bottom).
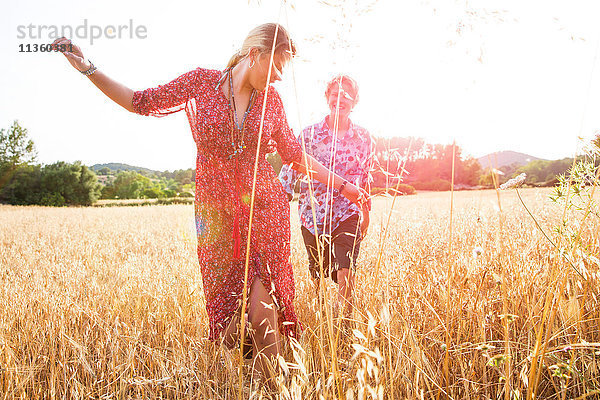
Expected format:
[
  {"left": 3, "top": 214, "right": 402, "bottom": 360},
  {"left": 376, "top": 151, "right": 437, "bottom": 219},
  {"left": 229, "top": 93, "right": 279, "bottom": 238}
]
[
  {"left": 247, "top": 277, "right": 281, "bottom": 385},
  {"left": 222, "top": 306, "right": 242, "bottom": 349}
]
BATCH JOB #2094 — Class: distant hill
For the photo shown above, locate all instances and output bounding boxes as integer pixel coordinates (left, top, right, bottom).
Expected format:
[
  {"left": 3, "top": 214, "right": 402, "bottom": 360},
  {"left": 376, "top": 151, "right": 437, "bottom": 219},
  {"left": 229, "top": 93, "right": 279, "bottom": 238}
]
[
  {"left": 477, "top": 151, "right": 544, "bottom": 169},
  {"left": 91, "top": 163, "right": 160, "bottom": 175}
]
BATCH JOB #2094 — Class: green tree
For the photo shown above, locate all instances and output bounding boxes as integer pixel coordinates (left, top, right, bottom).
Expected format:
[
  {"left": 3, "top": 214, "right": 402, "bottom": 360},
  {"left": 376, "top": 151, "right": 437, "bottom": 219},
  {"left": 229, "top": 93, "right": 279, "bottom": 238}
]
[
  {"left": 142, "top": 186, "right": 165, "bottom": 199},
  {"left": 403, "top": 142, "right": 483, "bottom": 188},
  {"left": 516, "top": 158, "right": 573, "bottom": 185},
  {"left": 173, "top": 169, "right": 194, "bottom": 188},
  {"left": 0, "top": 161, "right": 101, "bottom": 206},
  {"left": 0, "top": 120, "right": 37, "bottom": 167},
  {"left": 0, "top": 164, "right": 43, "bottom": 205},
  {"left": 457, "top": 156, "right": 482, "bottom": 186},
  {"left": 102, "top": 171, "right": 153, "bottom": 199},
  {"left": 181, "top": 183, "right": 195, "bottom": 196},
  {"left": 40, "top": 161, "right": 101, "bottom": 205},
  {"left": 0, "top": 120, "right": 38, "bottom": 188}
]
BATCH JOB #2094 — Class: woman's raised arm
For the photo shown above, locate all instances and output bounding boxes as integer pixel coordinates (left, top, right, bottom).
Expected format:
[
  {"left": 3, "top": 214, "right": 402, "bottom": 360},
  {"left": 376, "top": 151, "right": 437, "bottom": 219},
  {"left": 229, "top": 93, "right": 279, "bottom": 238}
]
[
  {"left": 52, "top": 37, "right": 135, "bottom": 112},
  {"left": 292, "top": 153, "right": 370, "bottom": 209}
]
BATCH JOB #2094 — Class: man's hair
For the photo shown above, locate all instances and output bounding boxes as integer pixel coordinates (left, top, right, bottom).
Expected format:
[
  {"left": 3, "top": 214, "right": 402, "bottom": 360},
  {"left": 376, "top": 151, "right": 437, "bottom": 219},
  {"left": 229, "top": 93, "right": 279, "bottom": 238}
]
[{"left": 324, "top": 74, "right": 359, "bottom": 105}]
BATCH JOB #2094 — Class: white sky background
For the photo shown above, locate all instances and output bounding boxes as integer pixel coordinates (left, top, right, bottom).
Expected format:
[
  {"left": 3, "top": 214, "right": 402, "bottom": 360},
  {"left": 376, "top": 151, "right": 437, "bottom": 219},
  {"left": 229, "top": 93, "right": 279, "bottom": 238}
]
[{"left": 2, "top": 0, "right": 600, "bottom": 171}]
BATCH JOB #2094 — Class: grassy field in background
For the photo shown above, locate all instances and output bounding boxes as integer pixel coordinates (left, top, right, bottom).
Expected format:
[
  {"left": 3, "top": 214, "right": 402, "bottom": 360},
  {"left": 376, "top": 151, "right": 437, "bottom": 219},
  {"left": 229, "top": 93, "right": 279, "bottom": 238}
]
[{"left": 1, "top": 188, "right": 599, "bottom": 399}]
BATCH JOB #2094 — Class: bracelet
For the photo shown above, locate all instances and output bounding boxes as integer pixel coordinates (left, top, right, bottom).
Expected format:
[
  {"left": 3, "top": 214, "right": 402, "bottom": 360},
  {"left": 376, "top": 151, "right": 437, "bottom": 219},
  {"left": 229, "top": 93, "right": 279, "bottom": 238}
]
[
  {"left": 80, "top": 60, "right": 97, "bottom": 76},
  {"left": 338, "top": 180, "right": 348, "bottom": 194}
]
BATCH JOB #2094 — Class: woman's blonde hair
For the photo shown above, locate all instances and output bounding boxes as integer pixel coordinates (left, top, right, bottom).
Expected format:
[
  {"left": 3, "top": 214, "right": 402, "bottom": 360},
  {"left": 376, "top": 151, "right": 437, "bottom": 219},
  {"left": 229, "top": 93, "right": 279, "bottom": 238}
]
[{"left": 226, "top": 23, "right": 296, "bottom": 69}]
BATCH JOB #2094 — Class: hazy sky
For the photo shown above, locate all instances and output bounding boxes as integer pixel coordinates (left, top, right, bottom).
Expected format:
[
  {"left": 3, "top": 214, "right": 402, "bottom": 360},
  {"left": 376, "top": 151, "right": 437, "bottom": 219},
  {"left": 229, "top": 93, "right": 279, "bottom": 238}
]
[{"left": 2, "top": 0, "right": 600, "bottom": 171}]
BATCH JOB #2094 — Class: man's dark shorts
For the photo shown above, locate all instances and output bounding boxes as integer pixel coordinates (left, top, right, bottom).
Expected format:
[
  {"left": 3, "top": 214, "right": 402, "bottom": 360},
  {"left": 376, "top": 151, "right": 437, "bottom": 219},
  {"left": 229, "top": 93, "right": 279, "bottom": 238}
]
[{"left": 301, "top": 214, "right": 361, "bottom": 283}]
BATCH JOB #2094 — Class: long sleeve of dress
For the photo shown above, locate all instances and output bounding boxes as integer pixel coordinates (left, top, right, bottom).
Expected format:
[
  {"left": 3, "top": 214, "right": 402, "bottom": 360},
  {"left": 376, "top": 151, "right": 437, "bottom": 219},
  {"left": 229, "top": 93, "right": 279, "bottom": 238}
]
[
  {"left": 132, "top": 68, "right": 207, "bottom": 117},
  {"left": 270, "top": 90, "right": 303, "bottom": 165}
]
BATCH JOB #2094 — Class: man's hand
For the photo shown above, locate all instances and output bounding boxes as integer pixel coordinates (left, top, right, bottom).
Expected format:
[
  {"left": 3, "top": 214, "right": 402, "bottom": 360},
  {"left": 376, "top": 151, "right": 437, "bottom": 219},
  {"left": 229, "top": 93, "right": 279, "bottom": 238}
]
[{"left": 360, "top": 208, "right": 370, "bottom": 239}]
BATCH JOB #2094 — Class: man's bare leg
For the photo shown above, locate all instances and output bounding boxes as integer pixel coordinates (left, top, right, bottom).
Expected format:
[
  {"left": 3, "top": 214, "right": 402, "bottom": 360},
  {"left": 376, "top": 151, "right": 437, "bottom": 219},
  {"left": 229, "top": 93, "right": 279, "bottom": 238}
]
[{"left": 336, "top": 268, "right": 355, "bottom": 322}]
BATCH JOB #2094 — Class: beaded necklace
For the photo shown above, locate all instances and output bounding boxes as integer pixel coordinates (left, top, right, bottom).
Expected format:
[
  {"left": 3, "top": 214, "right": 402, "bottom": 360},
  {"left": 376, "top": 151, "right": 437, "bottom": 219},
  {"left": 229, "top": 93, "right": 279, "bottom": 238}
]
[{"left": 227, "top": 69, "right": 256, "bottom": 160}]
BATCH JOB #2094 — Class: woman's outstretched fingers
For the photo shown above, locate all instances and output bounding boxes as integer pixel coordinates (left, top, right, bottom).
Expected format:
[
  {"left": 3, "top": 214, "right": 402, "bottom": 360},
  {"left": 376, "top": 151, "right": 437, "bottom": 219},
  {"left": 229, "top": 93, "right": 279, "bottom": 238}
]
[
  {"left": 52, "top": 38, "right": 88, "bottom": 72},
  {"left": 52, "top": 37, "right": 71, "bottom": 51}
]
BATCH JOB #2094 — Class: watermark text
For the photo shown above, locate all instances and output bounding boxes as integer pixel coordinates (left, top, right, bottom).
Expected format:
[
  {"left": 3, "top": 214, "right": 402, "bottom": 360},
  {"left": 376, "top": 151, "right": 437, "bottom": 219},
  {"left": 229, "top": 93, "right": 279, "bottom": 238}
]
[{"left": 16, "top": 19, "right": 147, "bottom": 45}]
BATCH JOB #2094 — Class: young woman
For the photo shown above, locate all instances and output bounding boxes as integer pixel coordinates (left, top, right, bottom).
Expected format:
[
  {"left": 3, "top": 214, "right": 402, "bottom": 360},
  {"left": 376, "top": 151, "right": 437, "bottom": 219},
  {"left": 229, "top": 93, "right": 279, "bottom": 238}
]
[
  {"left": 279, "top": 75, "right": 374, "bottom": 321},
  {"left": 52, "top": 24, "right": 367, "bottom": 380}
]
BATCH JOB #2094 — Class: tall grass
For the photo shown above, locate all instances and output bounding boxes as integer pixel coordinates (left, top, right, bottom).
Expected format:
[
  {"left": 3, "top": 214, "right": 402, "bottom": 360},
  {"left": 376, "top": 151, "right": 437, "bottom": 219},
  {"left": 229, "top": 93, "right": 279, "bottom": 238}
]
[{"left": 1, "top": 188, "right": 599, "bottom": 398}]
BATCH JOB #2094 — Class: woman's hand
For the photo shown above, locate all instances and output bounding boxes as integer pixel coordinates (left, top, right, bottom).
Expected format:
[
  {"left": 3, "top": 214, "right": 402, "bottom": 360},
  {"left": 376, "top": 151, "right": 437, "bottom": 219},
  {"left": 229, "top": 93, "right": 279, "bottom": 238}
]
[
  {"left": 50, "top": 37, "right": 136, "bottom": 112},
  {"left": 52, "top": 37, "right": 90, "bottom": 72},
  {"left": 341, "top": 182, "right": 369, "bottom": 208},
  {"left": 293, "top": 155, "right": 372, "bottom": 209}
]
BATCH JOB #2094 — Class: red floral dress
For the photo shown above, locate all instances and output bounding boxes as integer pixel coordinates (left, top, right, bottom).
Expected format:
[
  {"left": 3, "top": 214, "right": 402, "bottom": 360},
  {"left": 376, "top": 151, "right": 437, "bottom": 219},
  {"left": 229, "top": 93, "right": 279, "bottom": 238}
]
[{"left": 132, "top": 68, "right": 303, "bottom": 340}]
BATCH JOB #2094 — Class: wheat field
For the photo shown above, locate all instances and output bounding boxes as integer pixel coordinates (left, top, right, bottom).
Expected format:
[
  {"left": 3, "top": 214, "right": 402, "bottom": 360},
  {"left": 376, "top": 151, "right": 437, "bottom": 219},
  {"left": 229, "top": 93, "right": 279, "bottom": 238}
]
[{"left": 1, "top": 188, "right": 599, "bottom": 399}]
